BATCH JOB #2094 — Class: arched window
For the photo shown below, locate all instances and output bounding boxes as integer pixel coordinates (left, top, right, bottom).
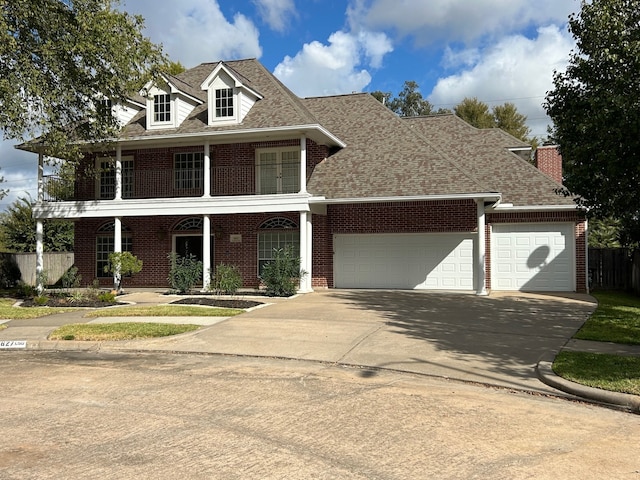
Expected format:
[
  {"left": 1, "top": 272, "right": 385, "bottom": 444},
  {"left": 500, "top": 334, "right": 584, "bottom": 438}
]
[
  {"left": 96, "top": 222, "right": 132, "bottom": 278},
  {"left": 173, "top": 217, "right": 203, "bottom": 231},
  {"left": 257, "top": 217, "right": 299, "bottom": 274}
]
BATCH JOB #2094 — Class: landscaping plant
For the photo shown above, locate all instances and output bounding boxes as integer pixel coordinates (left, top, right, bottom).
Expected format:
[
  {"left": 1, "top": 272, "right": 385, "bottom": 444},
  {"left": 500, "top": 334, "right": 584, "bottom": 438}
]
[
  {"left": 105, "top": 252, "right": 143, "bottom": 291},
  {"left": 260, "top": 246, "right": 305, "bottom": 297},
  {"left": 167, "top": 253, "right": 202, "bottom": 294},
  {"left": 211, "top": 263, "right": 243, "bottom": 295}
]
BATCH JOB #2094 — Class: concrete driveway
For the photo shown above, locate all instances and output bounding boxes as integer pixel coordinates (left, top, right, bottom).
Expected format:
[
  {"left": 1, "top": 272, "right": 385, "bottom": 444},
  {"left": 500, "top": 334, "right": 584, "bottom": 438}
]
[{"left": 131, "top": 289, "right": 596, "bottom": 395}]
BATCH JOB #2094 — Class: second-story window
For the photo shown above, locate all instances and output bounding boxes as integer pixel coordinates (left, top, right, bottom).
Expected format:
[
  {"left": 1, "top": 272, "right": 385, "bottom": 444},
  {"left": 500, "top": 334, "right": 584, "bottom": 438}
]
[
  {"left": 97, "top": 158, "right": 134, "bottom": 200},
  {"left": 215, "top": 88, "right": 234, "bottom": 118},
  {"left": 174, "top": 152, "right": 204, "bottom": 191},
  {"left": 154, "top": 94, "right": 171, "bottom": 123}
]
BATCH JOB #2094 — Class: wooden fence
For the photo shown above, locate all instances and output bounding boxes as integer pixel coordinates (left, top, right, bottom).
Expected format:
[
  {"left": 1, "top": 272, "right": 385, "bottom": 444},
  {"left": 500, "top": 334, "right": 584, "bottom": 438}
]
[
  {"left": 0, "top": 252, "right": 75, "bottom": 287},
  {"left": 589, "top": 248, "right": 640, "bottom": 295}
]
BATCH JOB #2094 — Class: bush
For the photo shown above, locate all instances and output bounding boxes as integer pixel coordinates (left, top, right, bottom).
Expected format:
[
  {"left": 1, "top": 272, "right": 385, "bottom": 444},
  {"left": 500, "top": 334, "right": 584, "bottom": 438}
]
[
  {"left": 0, "top": 255, "right": 21, "bottom": 288},
  {"left": 33, "top": 294, "right": 49, "bottom": 306},
  {"left": 97, "top": 291, "right": 116, "bottom": 303},
  {"left": 61, "top": 265, "right": 82, "bottom": 291},
  {"left": 211, "top": 263, "right": 242, "bottom": 295},
  {"left": 260, "top": 246, "right": 305, "bottom": 297},
  {"left": 167, "top": 253, "right": 202, "bottom": 294}
]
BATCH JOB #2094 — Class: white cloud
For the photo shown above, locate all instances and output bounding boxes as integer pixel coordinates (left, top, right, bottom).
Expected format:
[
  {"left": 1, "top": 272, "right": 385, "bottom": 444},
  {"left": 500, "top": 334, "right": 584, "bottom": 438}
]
[
  {"left": 252, "top": 0, "right": 296, "bottom": 32},
  {"left": 348, "top": 0, "right": 576, "bottom": 45},
  {"left": 123, "top": 0, "right": 262, "bottom": 67},
  {"left": 0, "top": 139, "right": 38, "bottom": 209},
  {"left": 274, "top": 30, "right": 393, "bottom": 97},
  {"left": 428, "top": 25, "right": 576, "bottom": 138}
]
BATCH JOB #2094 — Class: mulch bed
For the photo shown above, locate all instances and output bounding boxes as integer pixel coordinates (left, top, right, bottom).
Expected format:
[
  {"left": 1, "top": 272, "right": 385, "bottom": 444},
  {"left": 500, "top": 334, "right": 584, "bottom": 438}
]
[{"left": 170, "top": 298, "right": 263, "bottom": 309}]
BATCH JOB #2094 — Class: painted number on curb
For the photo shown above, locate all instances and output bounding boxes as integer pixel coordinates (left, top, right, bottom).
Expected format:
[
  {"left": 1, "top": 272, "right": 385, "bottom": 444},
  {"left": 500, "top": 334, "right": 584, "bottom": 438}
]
[{"left": 0, "top": 340, "right": 27, "bottom": 349}]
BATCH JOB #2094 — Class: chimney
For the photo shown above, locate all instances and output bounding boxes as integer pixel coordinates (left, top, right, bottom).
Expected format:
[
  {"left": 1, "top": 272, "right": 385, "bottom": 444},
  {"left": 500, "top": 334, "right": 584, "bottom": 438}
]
[{"left": 535, "top": 145, "right": 563, "bottom": 184}]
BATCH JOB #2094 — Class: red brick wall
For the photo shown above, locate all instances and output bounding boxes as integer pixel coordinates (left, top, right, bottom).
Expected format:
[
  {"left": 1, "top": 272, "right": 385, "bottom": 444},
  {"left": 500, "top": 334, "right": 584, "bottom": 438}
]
[{"left": 535, "top": 145, "right": 563, "bottom": 184}]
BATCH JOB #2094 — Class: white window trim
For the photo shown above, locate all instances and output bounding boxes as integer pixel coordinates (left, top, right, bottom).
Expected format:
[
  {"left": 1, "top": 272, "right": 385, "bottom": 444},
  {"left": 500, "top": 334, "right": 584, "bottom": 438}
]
[
  {"left": 146, "top": 90, "right": 176, "bottom": 129},
  {"left": 95, "top": 156, "right": 134, "bottom": 200},
  {"left": 208, "top": 87, "right": 239, "bottom": 125},
  {"left": 255, "top": 147, "right": 301, "bottom": 195}
]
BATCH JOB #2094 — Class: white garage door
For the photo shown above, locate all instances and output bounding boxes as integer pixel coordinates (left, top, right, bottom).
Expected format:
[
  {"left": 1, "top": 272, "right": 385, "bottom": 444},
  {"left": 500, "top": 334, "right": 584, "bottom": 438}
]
[
  {"left": 334, "top": 233, "right": 474, "bottom": 290},
  {"left": 492, "top": 223, "right": 574, "bottom": 291}
]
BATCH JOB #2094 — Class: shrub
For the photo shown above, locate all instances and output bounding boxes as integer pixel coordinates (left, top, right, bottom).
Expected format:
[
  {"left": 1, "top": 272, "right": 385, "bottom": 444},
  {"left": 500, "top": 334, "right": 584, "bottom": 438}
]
[
  {"left": 0, "top": 255, "right": 21, "bottom": 288},
  {"left": 97, "top": 291, "right": 116, "bottom": 303},
  {"left": 167, "top": 253, "right": 202, "bottom": 294},
  {"left": 260, "top": 246, "right": 305, "bottom": 297},
  {"left": 61, "top": 266, "right": 82, "bottom": 291},
  {"left": 211, "top": 263, "right": 242, "bottom": 295},
  {"left": 33, "top": 294, "right": 49, "bottom": 306}
]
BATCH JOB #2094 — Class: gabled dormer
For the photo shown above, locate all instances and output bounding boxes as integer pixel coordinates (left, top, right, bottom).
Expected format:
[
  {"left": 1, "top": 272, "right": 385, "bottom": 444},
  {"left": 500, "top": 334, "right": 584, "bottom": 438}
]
[
  {"left": 199, "top": 62, "right": 263, "bottom": 126},
  {"left": 142, "top": 75, "right": 204, "bottom": 130}
]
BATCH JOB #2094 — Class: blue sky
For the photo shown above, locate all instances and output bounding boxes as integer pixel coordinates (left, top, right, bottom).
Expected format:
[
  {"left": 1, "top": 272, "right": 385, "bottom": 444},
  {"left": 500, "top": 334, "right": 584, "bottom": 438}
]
[{"left": 0, "top": 0, "right": 581, "bottom": 210}]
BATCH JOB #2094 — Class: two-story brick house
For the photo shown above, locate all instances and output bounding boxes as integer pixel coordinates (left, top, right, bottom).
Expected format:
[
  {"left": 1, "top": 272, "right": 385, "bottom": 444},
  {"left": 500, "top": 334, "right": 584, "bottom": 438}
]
[{"left": 25, "top": 58, "right": 587, "bottom": 293}]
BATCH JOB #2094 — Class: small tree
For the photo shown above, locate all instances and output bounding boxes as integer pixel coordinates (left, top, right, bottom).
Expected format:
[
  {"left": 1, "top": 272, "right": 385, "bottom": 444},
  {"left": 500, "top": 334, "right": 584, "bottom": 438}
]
[
  {"left": 105, "top": 252, "right": 142, "bottom": 291},
  {"left": 260, "top": 246, "right": 306, "bottom": 297},
  {"left": 167, "top": 253, "right": 202, "bottom": 294}
]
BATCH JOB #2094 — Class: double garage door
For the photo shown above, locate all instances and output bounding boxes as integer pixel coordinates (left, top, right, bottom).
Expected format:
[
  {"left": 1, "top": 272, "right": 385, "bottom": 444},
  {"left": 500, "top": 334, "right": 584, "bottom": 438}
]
[
  {"left": 333, "top": 224, "right": 575, "bottom": 291},
  {"left": 334, "top": 233, "right": 474, "bottom": 290}
]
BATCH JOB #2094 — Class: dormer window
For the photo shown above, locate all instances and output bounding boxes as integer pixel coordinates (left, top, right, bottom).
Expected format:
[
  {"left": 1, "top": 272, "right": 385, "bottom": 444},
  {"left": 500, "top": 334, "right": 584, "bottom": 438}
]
[
  {"left": 215, "top": 88, "right": 234, "bottom": 118},
  {"left": 154, "top": 94, "right": 171, "bottom": 123}
]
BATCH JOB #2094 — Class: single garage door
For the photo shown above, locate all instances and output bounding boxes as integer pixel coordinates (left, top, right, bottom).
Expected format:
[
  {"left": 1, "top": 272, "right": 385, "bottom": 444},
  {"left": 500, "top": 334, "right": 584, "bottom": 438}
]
[
  {"left": 492, "top": 223, "right": 574, "bottom": 291},
  {"left": 334, "top": 233, "right": 474, "bottom": 290}
]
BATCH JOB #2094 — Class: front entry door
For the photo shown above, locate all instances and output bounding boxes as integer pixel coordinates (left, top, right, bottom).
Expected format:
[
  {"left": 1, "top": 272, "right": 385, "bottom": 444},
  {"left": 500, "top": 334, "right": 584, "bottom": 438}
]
[{"left": 174, "top": 235, "right": 214, "bottom": 263}]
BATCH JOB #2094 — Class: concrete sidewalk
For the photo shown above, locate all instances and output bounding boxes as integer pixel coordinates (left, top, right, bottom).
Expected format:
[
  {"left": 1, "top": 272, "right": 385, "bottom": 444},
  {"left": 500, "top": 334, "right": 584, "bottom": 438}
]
[{"left": 1, "top": 289, "right": 639, "bottom": 411}]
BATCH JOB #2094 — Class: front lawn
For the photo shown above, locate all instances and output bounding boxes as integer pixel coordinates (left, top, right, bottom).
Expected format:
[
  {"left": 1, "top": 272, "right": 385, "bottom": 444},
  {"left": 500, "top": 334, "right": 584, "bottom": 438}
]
[
  {"left": 574, "top": 291, "right": 640, "bottom": 344},
  {"left": 49, "top": 322, "right": 201, "bottom": 341},
  {"left": 83, "top": 305, "right": 243, "bottom": 318},
  {"left": 553, "top": 351, "right": 640, "bottom": 396},
  {"left": 0, "top": 298, "right": 80, "bottom": 319}
]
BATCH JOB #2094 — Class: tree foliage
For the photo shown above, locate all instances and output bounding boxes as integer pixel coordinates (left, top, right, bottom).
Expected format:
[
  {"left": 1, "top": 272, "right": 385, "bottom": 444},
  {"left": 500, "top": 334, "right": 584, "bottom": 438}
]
[
  {"left": 0, "top": 197, "right": 74, "bottom": 252},
  {"left": 0, "top": 0, "right": 165, "bottom": 158},
  {"left": 372, "top": 81, "right": 433, "bottom": 116},
  {"left": 454, "top": 97, "right": 495, "bottom": 129},
  {"left": 545, "top": 0, "right": 640, "bottom": 242},
  {"left": 493, "top": 102, "right": 531, "bottom": 141}
]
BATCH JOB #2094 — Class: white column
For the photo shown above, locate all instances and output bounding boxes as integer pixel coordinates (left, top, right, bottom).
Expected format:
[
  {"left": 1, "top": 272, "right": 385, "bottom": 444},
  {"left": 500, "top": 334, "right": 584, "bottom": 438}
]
[
  {"left": 306, "top": 214, "right": 313, "bottom": 292},
  {"left": 298, "top": 211, "right": 312, "bottom": 292},
  {"left": 300, "top": 135, "right": 307, "bottom": 193},
  {"left": 476, "top": 200, "right": 488, "bottom": 296},
  {"left": 37, "top": 153, "right": 44, "bottom": 202},
  {"left": 203, "top": 141, "right": 211, "bottom": 197},
  {"left": 114, "top": 145, "right": 122, "bottom": 200},
  {"left": 202, "top": 215, "right": 211, "bottom": 291},
  {"left": 113, "top": 217, "right": 122, "bottom": 290},
  {"left": 35, "top": 220, "right": 44, "bottom": 294}
]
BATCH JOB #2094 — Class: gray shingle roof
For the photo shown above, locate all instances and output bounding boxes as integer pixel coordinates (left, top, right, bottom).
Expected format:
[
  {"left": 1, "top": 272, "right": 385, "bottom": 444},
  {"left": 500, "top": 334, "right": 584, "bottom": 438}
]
[
  {"left": 404, "top": 114, "right": 575, "bottom": 206},
  {"left": 120, "top": 59, "right": 320, "bottom": 139}
]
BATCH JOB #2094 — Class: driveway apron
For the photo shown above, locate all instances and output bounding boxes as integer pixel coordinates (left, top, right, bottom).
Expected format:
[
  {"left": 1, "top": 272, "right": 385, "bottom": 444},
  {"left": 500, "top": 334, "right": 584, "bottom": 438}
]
[{"left": 154, "top": 289, "right": 596, "bottom": 395}]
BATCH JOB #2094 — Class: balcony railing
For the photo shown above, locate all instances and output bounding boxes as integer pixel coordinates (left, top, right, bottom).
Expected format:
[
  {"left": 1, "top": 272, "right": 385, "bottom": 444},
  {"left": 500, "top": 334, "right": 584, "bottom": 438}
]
[{"left": 43, "top": 164, "right": 301, "bottom": 202}]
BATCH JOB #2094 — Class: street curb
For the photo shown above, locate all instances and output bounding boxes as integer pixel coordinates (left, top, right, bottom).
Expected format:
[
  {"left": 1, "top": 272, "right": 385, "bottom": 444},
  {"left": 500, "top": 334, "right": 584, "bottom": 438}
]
[{"left": 536, "top": 355, "right": 640, "bottom": 413}]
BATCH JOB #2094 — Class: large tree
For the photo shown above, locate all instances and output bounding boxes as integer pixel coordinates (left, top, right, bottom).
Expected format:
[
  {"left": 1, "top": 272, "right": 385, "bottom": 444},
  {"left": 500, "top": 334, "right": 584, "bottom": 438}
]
[
  {"left": 377, "top": 81, "right": 434, "bottom": 117},
  {"left": 0, "top": 197, "right": 74, "bottom": 252},
  {"left": 0, "top": 0, "right": 165, "bottom": 158},
  {"left": 545, "top": 0, "right": 640, "bottom": 240},
  {"left": 454, "top": 97, "right": 495, "bottom": 129}
]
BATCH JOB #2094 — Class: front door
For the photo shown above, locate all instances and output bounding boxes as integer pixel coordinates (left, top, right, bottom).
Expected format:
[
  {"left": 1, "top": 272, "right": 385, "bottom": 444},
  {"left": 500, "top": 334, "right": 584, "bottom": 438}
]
[{"left": 174, "top": 235, "right": 214, "bottom": 263}]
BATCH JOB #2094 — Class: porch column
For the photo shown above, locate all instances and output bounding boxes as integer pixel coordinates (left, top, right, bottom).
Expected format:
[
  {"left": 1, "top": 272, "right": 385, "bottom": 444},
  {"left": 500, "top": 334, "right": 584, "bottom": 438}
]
[
  {"left": 298, "top": 211, "right": 312, "bottom": 292},
  {"left": 476, "top": 200, "right": 488, "bottom": 296},
  {"left": 203, "top": 141, "right": 211, "bottom": 197},
  {"left": 300, "top": 135, "right": 307, "bottom": 193},
  {"left": 35, "top": 220, "right": 44, "bottom": 294},
  {"left": 306, "top": 213, "right": 313, "bottom": 291},
  {"left": 113, "top": 216, "right": 122, "bottom": 290},
  {"left": 202, "top": 215, "right": 211, "bottom": 291},
  {"left": 114, "top": 145, "right": 122, "bottom": 200},
  {"left": 37, "top": 152, "right": 44, "bottom": 202}
]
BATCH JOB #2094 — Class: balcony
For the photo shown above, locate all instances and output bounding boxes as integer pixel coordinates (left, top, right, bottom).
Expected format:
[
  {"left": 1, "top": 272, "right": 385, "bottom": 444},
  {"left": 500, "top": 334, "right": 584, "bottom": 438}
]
[{"left": 43, "top": 163, "right": 303, "bottom": 203}]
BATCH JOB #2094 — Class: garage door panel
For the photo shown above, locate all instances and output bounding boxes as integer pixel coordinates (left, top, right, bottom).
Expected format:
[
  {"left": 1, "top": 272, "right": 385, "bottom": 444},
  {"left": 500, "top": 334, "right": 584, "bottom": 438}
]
[
  {"left": 492, "top": 224, "right": 574, "bottom": 292},
  {"left": 334, "top": 234, "right": 474, "bottom": 290}
]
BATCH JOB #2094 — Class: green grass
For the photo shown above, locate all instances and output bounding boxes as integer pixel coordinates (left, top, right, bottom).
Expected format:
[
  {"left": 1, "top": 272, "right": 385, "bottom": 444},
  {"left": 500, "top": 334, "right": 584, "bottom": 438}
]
[
  {"left": 83, "top": 305, "right": 243, "bottom": 318},
  {"left": 49, "top": 322, "right": 200, "bottom": 341},
  {"left": 554, "top": 351, "right": 640, "bottom": 396},
  {"left": 574, "top": 291, "right": 640, "bottom": 344},
  {"left": 0, "top": 298, "right": 79, "bottom": 319}
]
